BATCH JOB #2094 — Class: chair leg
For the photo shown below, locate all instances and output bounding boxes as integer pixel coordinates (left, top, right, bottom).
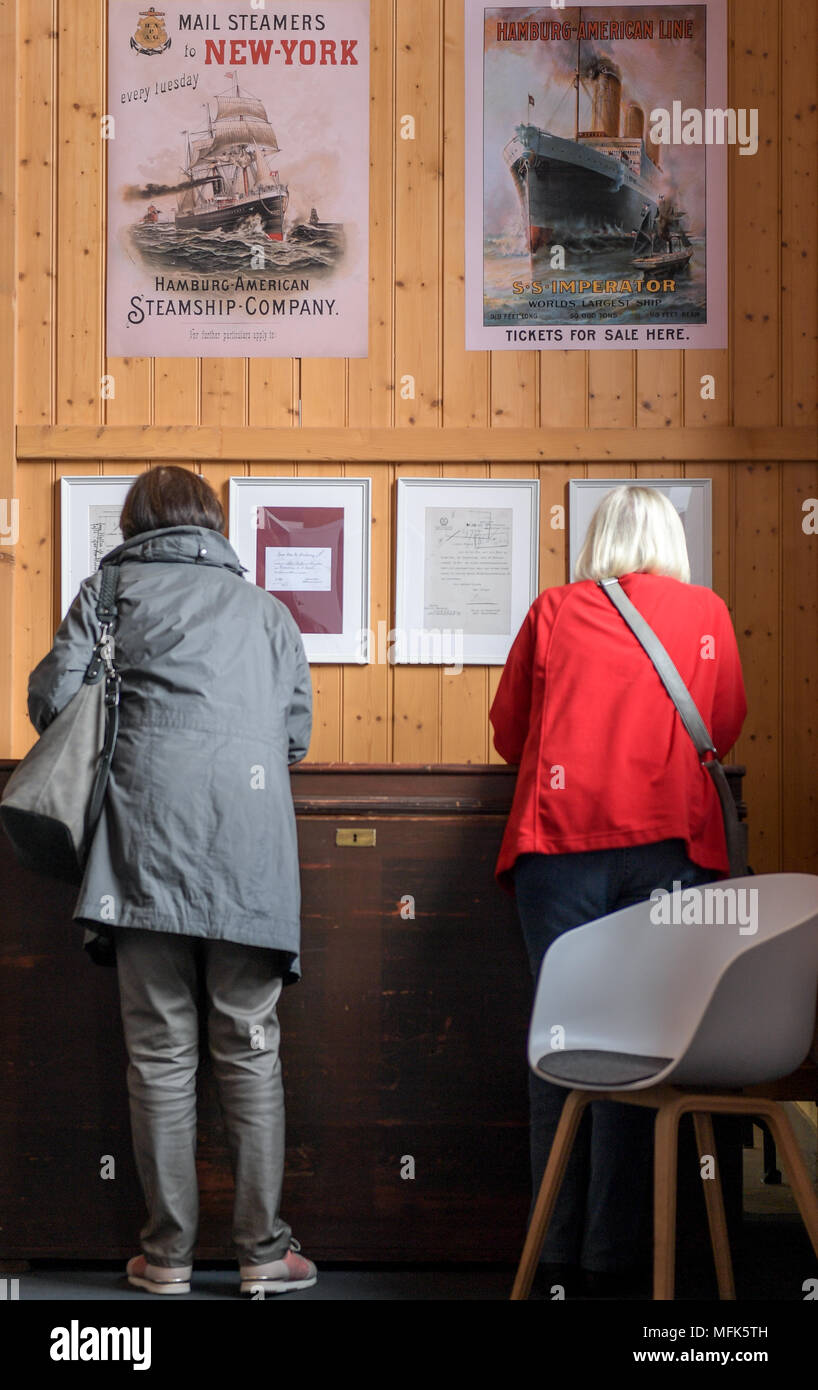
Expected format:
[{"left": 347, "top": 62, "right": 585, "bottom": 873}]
[
  {"left": 653, "top": 1100, "right": 683, "bottom": 1300},
  {"left": 692, "top": 1112, "right": 736, "bottom": 1301},
  {"left": 510, "top": 1089, "right": 592, "bottom": 1301},
  {"left": 756, "top": 1102, "right": 818, "bottom": 1262}
]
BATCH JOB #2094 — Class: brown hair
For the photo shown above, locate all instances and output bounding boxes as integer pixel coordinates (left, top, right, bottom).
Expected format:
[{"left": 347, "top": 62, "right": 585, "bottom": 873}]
[{"left": 120, "top": 467, "right": 225, "bottom": 540}]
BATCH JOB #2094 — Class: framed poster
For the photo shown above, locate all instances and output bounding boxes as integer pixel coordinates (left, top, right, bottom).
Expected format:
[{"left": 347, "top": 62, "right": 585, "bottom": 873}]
[
  {"left": 568, "top": 478, "right": 713, "bottom": 586},
  {"left": 465, "top": 0, "right": 728, "bottom": 351},
  {"left": 229, "top": 477, "right": 371, "bottom": 663},
  {"left": 106, "top": 1, "right": 369, "bottom": 358},
  {"left": 60, "top": 476, "right": 138, "bottom": 619},
  {"left": 394, "top": 478, "right": 540, "bottom": 667}
]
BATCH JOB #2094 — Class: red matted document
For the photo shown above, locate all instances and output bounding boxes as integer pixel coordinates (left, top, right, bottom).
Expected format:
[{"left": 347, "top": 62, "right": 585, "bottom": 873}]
[{"left": 255, "top": 506, "right": 344, "bottom": 635}]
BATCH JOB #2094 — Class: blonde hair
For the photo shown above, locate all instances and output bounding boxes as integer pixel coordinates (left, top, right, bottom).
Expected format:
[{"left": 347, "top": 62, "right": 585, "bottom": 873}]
[{"left": 575, "top": 484, "right": 691, "bottom": 583}]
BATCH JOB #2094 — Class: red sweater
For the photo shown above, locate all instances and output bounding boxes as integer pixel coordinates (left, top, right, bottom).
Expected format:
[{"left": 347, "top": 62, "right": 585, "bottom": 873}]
[{"left": 490, "top": 573, "right": 747, "bottom": 889}]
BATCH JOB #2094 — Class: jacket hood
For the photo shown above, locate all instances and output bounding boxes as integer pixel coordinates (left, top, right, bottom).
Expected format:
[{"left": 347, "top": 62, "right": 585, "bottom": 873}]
[{"left": 99, "top": 525, "right": 247, "bottom": 577}]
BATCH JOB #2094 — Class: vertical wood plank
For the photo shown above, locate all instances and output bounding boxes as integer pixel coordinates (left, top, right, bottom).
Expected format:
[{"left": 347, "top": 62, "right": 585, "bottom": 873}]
[
  {"left": 394, "top": 0, "right": 441, "bottom": 428},
  {"left": 781, "top": 463, "right": 818, "bottom": 872},
  {"left": 345, "top": 0, "right": 395, "bottom": 762},
  {"left": 392, "top": 0, "right": 442, "bottom": 760},
  {"left": 588, "top": 353, "right": 634, "bottom": 428},
  {"left": 781, "top": 0, "right": 817, "bottom": 427},
  {"left": 2, "top": 0, "right": 21, "bottom": 753},
  {"left": 56, "top": 0, "right": 104, "bottom": 426},
  {"left": 732, "top": 0, "right": 780, "bottom": 425},
  {"left": 299, "top": 375, "right": 347, "bottom": 764},
  {"left": 439, "top": 0, "right": 488, "bottom": 763},
  {"left": 733, "top": 463, "right": 781, "bottom": 871}
]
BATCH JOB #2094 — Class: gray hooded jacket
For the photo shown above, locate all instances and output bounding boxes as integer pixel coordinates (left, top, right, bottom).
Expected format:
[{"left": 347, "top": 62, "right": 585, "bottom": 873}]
[{"left": 27, "top": 525, "right": 312, "bottom": 983}]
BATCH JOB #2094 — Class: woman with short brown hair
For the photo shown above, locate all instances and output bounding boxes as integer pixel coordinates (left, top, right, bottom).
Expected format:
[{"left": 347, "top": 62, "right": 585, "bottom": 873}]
[{"left": 28, "top": 466, "right": 316, "bottom": 1297}]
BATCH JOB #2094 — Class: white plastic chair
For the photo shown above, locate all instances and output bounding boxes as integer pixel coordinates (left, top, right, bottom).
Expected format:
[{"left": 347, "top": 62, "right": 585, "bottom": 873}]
[{"left": 510, "top": 873, "right": 818, "bottom": 1301}]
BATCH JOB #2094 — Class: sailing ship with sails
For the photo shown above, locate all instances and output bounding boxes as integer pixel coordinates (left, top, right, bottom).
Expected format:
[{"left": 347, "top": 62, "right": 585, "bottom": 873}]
[
  {"left": 630, "top": 199, "right": 693, "bottom": 273},
  {"left": 503, "top": 6, "right": 664, "bottom": 252},
  {"left": 175, "top": 74, "right": 288, "bottom": 240}
]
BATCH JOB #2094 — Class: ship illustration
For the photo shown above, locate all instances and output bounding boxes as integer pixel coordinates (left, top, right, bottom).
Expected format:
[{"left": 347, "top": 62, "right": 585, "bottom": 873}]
[
  {"left": 504, "top": 7, "right": 664, "bottom": 252},
  {"left": 631, "top": 199, "right": 693, "bottom": 274},
  {"left": 175, "top": 75, "right": 288, "bottom": 240}
]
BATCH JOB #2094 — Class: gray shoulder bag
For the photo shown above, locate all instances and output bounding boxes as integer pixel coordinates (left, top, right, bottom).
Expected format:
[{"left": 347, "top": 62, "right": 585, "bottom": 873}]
[
  {"left": 0, "top": 563, "right": 121, "bottom": 883},
  {"left": 598, "top": 577, "right": 748, "bottom": 879}
]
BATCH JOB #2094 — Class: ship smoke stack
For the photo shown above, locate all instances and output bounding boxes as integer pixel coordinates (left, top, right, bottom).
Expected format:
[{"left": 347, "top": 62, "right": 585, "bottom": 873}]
[{"left": 589, "top": 60, "right": 621, "bottom": 137}]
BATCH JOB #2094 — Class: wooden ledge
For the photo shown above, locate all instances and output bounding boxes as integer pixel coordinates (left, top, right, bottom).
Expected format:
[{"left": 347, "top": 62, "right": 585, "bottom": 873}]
[{"left": 16, "top": 424, "right": 818, "bottom": 464}]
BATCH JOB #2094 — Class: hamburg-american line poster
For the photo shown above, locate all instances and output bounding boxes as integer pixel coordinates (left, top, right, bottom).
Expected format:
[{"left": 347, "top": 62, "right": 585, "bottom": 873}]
[
  {"left": 107, "top": 2, "right": 369, "bottom": 358},
  {"left": 465, "top": 1, "right": 728, "bottom": 351}
]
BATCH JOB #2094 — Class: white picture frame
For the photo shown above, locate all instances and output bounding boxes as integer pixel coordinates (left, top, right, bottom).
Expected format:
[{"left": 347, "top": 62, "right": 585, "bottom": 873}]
[
  {"left": 229, "top": 476, "right": 371, "bottom": 664},
  {"left": 394, "top": 477, "right": 540, "bottom": 667},
  {"left": 568, "top": 479, "right": 713, "bottom": 588},
  {"left": 60, "top": 475, "right": 138, "bottom": 619}
]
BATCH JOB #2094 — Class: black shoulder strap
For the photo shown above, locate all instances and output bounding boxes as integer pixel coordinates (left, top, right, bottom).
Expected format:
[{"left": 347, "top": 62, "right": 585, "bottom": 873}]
[{"left": 96, "top": 563, "right": 120, "bottom": 625}]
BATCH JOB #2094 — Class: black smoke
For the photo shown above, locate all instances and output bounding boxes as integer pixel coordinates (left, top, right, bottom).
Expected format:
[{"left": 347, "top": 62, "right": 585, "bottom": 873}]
[{"left": 121, "top": 177, "right": 213, "bottom": 202}]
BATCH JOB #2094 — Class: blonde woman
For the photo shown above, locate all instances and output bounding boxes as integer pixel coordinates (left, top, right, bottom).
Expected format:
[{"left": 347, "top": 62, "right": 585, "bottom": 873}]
[{"left": 490, "top": 485, "right": 747, "bottom": 1296}]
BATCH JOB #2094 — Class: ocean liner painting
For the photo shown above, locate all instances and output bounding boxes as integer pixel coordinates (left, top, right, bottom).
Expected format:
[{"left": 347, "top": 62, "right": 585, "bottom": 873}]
[
  {"left": 175, "top": 74, "right": 288, "bottom": 240},
  {"left": 504, "top": 10, "right": 663, "bottom": 252}
]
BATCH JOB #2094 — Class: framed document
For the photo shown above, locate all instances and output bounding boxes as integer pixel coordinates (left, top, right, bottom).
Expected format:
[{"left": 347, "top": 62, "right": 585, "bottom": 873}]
[
  {"left": 60, "top": 475, "right": 138, "bottom": 619},
  {"left": 568, "top": 479, "right": 713, "bottom": 588},
  {"left": 229, "top": 477, "right": 371, "bottom": 663},
  {"left": 394, "top": 478, "right": 540, "bottom": 667}
]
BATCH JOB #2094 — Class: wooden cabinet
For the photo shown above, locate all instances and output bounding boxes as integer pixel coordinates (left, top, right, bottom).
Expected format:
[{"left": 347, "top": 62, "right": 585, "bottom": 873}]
[
  {"left": 0, "top": 764, "right": 530, "bottom": 1261},
  {"left": 0, "top": 761, "right": 755, "bottom": 1263}
]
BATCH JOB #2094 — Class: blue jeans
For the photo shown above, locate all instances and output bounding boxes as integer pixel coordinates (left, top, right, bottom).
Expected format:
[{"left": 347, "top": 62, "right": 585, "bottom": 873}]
[{"left": 513, "top": 839, "right": 717, "bottom": 1273}]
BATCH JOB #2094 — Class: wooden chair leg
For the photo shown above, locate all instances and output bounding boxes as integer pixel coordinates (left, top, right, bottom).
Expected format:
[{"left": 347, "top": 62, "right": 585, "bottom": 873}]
[
  {"left": 692, "top": 1112, "right": 736, "bottom": 1300},
  {"left": 510, "top": 1089, "right": 592, "bottom": 1300},
  {"left": 756, "top": 1101, "right": 818, "bottom": 1261},
  {"left": 653, "top": 1100, "right": 683, "bottom": 1300}
]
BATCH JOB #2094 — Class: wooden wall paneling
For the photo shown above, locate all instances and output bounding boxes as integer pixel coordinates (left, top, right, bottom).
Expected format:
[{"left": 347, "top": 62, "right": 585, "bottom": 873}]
[
  {"left": 439, "top": 0, "right": 488, "bottom": 763},
  {"left": 684, "top": 351, "right": 731, "bottom": 428},
  {"left": 490, "top": 354, "right": 538, "bottom": 427},
  {"left": 9, "top": 1, "right": 46, "bottom": 756},
  {"left": 392, "top": 462, "right": 440, "bottom": 762},
  {"left": 16, "top": 0, "right": 54, "bottom": 430},
  {"left": 733, "top": 463, "right": 781, "bottom": 871},
  {"left": 154, "top": 360, "right": 200, "bottom": 425},
  {"left": 781, "top": 0, "right": 817, "bottom": 428},
  {"left": 686, "top": 462, "right": 733, "bottom": 607},
  {"left": 542, "top": 351, "right": 588, "bottom": 429},
  {"left": 781, "top": 463, "right": 818, "bottom": 872},
  {"left": 484, "top": 461, "right": 536, "bottom": 766},
  {"left": 779, "top": 5, "right": 818, "bottom": 864},
  {"left": 56, "top": 0, "right": 104, "bottom": 427},
  {"left": 392, "top": 0, "right": 442, "bottom": 762},
  {"left": 200, "top": 359, "right": 247, "bottom": 428},
  {"left": 731, "top": 0, "right": 780, "bottom": 426},
  {"left": 394, "top": 0, "right": 441, "bottom": 430},
  {"left": 343, "top": 0, "right": 394, "bottom": 763},
  {"left": 636, "top": 353, "right": 682, "bottom": 428},
  {"left": 588, "top": 351, "right": 634, "bottom": 428}
]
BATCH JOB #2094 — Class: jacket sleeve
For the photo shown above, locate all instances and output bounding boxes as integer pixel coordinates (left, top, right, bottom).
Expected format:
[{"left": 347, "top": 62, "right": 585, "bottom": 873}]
[
  {"left": 27, "top": 570, "right": 104, "bottom": 736},
  {"left": 286, "top": 623, "right": 313, "bottom": 765},
  {"left": 710, "top": 598, "right": 748, "bottom": 759},
  {"left": 489, "top": 602, "right": 538, "bottom": 765}
]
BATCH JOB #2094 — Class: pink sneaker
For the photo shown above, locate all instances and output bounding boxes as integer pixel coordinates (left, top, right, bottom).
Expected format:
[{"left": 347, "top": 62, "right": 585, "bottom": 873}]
[
  {"left": 239, "top": 1238, "right": 317, "bottom": 1295},
  {"left": 126, "top": 1254, "right": 192, "bottom": 1295}
]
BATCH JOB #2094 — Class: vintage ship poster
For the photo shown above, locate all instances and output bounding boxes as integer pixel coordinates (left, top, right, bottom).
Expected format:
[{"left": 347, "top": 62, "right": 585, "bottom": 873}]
[
  {"left": 464, "top": 1, "right": 727, "bottom": 351},
  {"left": 107, "top": 2, "right": 369, "bottom": 358}
]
